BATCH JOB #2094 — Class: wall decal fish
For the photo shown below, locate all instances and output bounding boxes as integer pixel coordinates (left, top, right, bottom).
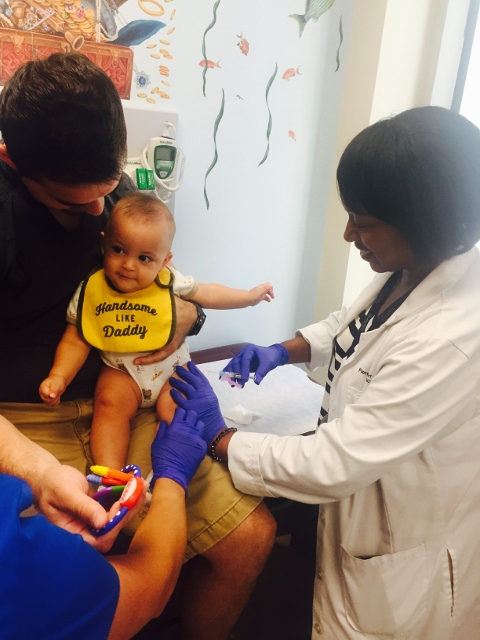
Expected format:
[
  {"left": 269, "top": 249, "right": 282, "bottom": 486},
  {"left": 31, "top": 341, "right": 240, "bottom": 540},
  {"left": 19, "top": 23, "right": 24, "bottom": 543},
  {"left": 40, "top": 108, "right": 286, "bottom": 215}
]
[
  {"left": 290, "top": 0, "right": 336, "bottom": 38},
  {"left": 113, "top": 20, "right": 165, "bottom": 46},
  {"left": 237, "top": 33, "right": 249, "bottom": 55},
  {"left": 282, "top": 66, "right": 301, "bottom": 80},
  {"left": 199, "top": 59, "right": 222, "bottom": 68}
]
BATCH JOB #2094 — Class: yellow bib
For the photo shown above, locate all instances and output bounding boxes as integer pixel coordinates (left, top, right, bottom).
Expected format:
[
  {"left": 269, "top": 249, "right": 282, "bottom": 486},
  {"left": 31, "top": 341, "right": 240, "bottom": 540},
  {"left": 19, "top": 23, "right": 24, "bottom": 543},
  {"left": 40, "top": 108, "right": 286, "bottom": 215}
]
[{"left": 77, "top": 266, "right": 175, "bottom": 352}]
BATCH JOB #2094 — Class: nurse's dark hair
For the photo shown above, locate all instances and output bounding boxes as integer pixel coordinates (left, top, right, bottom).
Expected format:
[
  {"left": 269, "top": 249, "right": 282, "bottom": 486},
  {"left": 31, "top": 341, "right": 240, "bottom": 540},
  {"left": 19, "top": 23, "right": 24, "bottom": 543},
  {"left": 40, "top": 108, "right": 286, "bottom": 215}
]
[
  {"left": 0, "top": 52, "right": 127, "bottom": 184},
  {"left": 337, "top": 106, "right": 480, "bottom": 264}
]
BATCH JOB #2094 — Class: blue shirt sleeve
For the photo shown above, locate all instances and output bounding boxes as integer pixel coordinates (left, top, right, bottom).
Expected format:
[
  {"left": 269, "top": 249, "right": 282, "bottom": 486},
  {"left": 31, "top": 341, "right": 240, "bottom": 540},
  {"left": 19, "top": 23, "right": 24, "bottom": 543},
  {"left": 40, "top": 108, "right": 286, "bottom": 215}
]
[{"left": 0, "top": 474, "right": 120, "bottom": 640}]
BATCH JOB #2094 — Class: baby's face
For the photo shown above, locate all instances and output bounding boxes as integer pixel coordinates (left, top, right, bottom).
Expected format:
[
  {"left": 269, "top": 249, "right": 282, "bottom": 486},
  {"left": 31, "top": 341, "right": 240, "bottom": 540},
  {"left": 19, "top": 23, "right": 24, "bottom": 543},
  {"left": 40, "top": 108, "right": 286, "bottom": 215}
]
[{"left": 103, "top": 215, "right": 172, "bottom": 293}]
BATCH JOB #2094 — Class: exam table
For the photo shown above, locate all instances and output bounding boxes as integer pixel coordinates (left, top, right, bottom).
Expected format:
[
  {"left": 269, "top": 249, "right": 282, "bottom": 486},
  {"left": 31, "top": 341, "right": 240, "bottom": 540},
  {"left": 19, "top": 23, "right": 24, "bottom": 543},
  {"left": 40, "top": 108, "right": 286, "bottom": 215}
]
[{"left": 193, "top": 344, "right": 324, "bottom": 437}]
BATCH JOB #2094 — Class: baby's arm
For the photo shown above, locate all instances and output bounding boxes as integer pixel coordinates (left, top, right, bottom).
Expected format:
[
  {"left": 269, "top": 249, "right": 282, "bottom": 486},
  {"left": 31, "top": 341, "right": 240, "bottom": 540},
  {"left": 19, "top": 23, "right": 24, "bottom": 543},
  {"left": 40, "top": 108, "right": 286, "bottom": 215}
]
[
  {"left": 191, "top": 282, "right": 274, "bottom": 310},
  {"left": 39, "top": 324, "right": 92, "bottom": 406}
]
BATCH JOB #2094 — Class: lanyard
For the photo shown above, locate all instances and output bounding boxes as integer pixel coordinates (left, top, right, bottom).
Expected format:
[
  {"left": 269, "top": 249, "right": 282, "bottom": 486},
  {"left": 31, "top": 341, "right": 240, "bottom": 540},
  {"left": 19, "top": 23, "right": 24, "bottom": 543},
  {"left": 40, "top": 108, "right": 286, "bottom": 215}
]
[
  {"left": 345, "top": 271, "right": 412, "bottom": 358},
  {"left": 319, "top": 272, "right": 414, "bottom": 426},
  {"left": 360, "top": 271, "right": 401, "bottom": 331}
]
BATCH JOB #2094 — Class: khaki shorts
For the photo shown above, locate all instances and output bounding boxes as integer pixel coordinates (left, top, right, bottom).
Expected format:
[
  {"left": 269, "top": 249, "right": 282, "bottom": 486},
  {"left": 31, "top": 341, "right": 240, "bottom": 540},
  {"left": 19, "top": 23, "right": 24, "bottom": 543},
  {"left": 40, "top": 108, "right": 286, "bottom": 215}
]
[{"left": 0, "top": 400, "right": 261, "bottom": 561}]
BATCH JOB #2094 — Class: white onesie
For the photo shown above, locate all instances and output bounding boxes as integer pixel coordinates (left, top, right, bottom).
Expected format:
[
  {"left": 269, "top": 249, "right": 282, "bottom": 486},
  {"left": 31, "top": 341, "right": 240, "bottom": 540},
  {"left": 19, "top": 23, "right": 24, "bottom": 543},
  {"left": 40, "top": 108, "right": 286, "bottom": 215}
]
[{"left": 67, "top": 266, "right": 196, "bottom": 408}]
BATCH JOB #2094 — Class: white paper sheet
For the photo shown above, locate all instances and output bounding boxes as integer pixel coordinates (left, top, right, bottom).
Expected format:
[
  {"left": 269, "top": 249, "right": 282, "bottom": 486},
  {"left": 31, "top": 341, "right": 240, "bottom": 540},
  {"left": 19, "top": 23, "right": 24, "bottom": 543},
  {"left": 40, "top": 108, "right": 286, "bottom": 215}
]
[{"left": 197, "top": 360, "right": 324, "bottom": 436}]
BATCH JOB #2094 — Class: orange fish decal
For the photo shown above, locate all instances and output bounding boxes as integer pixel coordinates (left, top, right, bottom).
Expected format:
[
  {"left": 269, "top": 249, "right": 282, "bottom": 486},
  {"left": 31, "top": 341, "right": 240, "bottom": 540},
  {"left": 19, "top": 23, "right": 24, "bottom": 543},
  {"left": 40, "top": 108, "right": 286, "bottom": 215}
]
[
  {"left": 282, "top": 66, "right": 301, "bottom": 80},
  {"left": 237, "top": 33, "right": 249, "bottom": 56},
  {"left": 288, "top": 130, "right": 296, "bottom": 141},
  {"left": 199, "top": 59, "right": 221, "bottom": 68}
]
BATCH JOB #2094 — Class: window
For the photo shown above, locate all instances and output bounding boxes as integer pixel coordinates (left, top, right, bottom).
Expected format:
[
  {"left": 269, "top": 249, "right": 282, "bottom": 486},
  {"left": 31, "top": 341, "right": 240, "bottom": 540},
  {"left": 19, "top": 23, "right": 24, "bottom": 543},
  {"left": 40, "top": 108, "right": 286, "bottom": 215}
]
[{"left": 453, "top": 0, "right": 480, "bottom": 248}]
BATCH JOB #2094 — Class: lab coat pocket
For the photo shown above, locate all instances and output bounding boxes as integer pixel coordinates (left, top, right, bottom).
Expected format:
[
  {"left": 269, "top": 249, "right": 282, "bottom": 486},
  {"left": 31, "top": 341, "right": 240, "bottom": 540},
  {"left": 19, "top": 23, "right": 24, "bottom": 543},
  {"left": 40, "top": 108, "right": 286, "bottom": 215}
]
[
  {"left": 341, "top": 543, "right": 428, "bottom": 634},
  {"left": 346, "top": 384, "right": 363, "bottom": 405}
]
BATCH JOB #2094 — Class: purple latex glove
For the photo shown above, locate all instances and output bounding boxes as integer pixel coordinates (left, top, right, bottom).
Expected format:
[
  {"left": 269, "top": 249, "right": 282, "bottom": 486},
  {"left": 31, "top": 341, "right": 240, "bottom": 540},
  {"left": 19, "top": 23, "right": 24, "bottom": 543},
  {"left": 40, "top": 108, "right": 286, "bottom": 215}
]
[
  {"left": 151, "top": 407, "right": 206, "bottom": 495},
  {"left": 224, "top": 343, "right": 289, "bottom": 387},
  {"left": 170, "top": 361, "right": 226, "bottom": 445}
]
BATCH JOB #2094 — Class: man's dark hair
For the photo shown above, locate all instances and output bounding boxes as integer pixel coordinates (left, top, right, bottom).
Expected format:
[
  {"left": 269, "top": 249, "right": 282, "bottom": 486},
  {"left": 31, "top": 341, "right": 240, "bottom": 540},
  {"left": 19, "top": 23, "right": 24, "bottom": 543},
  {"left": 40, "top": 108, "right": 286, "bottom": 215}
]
[
  {"left": 0, "top": 52, "right": 127, "bottom": 185},
  {"left": 337, "top": 106, "right": 480, "bottom": 265}
]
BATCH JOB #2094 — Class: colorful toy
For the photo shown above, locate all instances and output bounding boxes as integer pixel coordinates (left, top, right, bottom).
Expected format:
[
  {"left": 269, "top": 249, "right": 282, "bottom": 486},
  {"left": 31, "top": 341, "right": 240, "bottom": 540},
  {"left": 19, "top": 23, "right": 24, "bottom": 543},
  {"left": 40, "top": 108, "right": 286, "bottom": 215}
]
[{"left": 88, "top": 464, "right": 144, "bottom": 537}]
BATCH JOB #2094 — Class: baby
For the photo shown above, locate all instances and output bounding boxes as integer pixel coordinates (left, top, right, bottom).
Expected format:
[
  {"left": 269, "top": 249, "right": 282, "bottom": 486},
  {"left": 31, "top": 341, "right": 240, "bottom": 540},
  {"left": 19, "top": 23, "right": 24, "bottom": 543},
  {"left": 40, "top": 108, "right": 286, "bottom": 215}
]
[{"left": 39, "top": 192, "right": 273, "bottom": 469}]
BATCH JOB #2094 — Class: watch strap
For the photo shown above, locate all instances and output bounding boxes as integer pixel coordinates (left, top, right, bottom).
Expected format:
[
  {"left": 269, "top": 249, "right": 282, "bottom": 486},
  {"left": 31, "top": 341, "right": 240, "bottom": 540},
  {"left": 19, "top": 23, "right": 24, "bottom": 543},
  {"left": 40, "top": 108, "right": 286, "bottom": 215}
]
[{"left": 187, "top": 300, "right": 206, "bottom": 336}]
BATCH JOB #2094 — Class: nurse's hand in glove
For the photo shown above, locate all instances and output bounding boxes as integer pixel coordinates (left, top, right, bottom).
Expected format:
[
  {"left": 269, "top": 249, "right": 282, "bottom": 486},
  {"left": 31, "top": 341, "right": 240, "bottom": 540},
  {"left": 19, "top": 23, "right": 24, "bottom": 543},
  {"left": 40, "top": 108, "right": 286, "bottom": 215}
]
[
  {"left": 224, "top": 343, "right": 289, "bottom": 387},
  {"left": 170, "top": 362, "right": 227, "bottom": 445},
  {"left": 151, "top": 407, "right": 206, "bottom": 495}
]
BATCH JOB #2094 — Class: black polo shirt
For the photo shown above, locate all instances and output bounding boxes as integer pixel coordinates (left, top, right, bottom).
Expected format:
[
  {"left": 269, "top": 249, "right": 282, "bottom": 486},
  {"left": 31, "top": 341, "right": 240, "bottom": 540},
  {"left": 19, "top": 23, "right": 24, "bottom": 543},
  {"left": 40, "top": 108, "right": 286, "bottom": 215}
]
[{"left": 0, "top": 162, "right": 134, "bottom": 402}]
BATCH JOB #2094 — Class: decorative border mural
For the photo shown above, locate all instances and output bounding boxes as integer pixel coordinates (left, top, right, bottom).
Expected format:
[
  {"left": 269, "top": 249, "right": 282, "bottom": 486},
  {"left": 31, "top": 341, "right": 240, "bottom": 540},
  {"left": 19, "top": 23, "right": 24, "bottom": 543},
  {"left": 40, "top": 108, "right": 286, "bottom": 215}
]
[{"left": 0, "top": 0, "right": 177, "bottom": 98}]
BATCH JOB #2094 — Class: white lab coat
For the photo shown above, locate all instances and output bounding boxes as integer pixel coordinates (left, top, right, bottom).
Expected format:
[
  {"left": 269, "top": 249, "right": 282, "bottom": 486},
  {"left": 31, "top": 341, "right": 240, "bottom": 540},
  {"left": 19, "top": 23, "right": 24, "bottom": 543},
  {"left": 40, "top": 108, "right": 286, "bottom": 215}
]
[{"left": 228, "top": 248, "right": 480, "bottom": 639}]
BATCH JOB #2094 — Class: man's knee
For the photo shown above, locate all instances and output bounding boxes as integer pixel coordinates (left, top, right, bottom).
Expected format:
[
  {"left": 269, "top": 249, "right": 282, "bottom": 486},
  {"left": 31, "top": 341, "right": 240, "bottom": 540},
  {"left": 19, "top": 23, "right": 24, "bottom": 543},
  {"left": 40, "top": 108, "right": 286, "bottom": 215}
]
[
  {"left": 242, "top": 502, "right": 277, "bottom": 559},
  {"left": 203, "top": 502, "right": 276, "bottom": 570}
]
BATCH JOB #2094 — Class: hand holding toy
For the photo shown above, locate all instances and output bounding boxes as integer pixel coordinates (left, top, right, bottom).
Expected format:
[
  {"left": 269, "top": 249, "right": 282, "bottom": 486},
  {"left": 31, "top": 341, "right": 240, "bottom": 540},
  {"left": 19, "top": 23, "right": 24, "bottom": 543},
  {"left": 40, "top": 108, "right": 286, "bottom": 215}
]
[{"left": 88, "top": 464, "right": 144, "bottom": 537}]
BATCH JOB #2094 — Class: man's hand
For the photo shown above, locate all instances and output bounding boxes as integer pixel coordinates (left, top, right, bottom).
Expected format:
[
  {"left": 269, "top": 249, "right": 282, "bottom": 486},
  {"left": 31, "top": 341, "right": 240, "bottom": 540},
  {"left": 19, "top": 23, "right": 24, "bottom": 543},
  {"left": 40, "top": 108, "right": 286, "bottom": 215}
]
[
  {"left": 133, "top": 297, "right": 198, "bottom": 366},
  {"left": 39, "top": 374, "right": 67, "bottom": 406},
  {"left": 35, "top": 465, "right": 147, "bottom": 552}
]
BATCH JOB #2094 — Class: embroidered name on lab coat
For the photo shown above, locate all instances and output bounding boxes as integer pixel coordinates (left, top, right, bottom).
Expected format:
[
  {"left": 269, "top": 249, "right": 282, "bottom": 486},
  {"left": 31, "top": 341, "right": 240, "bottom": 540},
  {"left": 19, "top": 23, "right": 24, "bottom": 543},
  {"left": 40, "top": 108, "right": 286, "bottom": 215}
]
[{"left": 358, "top": 367, "right": 372, "bottom": 383}]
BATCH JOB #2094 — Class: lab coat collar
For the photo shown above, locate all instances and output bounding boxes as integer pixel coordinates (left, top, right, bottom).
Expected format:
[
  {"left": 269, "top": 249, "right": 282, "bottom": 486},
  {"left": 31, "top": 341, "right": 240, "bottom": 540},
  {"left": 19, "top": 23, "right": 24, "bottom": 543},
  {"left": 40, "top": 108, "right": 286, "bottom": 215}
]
[{"left": 342, "top": 248, "right": 479, "bottom": 330}]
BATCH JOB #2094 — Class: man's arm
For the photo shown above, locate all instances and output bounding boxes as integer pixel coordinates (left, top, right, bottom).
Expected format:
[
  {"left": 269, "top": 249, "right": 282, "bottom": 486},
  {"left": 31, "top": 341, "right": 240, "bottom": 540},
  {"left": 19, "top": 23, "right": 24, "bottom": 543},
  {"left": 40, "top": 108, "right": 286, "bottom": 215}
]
[
  {"left": 107, "top": 478, "right": 187, "bottom": 639},
  {"left": 133, "top": 296, "right": 199, "bottom": 366},
  {"left": 0, "top": 414, "right": 111, "bottom": 546},
  {"left": 107, "top": 407, "right": 207, "bottom": 639}
]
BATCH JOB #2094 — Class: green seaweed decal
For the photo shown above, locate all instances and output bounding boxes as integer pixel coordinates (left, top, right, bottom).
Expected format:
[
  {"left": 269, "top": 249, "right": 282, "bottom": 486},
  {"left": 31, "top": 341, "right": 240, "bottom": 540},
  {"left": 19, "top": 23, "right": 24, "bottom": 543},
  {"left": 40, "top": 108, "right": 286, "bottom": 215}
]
[
  {"left": 204, "top": 89, "right": 226, "bottom": 209},
  {"left": 202, "top": 0, "right": 223, "bottom": 97},
  {"left": 335, "top": 16, "right": 343, "bottom": 72},
  {"left": 258, "top": 63, "right": 278, "bottom": 167}
]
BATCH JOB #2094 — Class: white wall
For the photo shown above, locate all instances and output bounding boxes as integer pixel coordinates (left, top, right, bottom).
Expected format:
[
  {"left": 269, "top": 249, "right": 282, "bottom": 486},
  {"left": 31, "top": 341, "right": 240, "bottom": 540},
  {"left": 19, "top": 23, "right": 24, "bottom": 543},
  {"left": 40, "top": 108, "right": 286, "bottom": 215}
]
[
  {"left": 171, "top": 0, "right": 354, "bottom": 350},
  {"left": 118, "top": 0, "right": 468, "bottom": 352},
  {"left": 307, "top": 0, "right": 469, "bottom": 382},
  {"left": 342, "top": 0, "right": 470, "bottom": 307},
  {"left": 313, "top": 0, "right": 469, "bottom": 312},
  {"left": 119, "top": 0, "right": 355, "bottom": 349}
]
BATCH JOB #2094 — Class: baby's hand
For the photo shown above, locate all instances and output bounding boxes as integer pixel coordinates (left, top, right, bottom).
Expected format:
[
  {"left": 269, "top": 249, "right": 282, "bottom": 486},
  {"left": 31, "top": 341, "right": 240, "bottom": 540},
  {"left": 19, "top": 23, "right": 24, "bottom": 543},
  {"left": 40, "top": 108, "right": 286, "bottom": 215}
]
[
  {"left": 39, "top": 375, "right": 67, "bottom": 406},
  {"left": 249, "top": 282, "right": 274, "bottom": 306}
]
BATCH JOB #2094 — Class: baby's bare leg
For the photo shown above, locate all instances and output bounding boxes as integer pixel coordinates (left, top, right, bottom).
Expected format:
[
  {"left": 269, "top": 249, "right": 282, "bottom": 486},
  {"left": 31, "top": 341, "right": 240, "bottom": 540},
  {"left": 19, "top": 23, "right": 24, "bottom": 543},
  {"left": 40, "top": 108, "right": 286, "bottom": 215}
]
[
  {"left": 156, "top": 363, "right": 189, "bottom": 424},
  {"left": 91, "top": 366, "right": 142, "bottom": 469}
]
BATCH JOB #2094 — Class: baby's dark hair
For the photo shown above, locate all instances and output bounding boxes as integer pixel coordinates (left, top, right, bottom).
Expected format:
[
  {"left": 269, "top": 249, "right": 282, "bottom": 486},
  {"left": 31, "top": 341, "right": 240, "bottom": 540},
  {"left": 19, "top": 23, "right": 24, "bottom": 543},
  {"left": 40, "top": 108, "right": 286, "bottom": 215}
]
[
  {"left": 0, "top": 53, "right": 127, "bottom": 185},
  {"left": 337, "top": 106, "right": 480, "bottom": 265},
  {"left": 107, "top": 192, "right": 176, "bottom": 242}
]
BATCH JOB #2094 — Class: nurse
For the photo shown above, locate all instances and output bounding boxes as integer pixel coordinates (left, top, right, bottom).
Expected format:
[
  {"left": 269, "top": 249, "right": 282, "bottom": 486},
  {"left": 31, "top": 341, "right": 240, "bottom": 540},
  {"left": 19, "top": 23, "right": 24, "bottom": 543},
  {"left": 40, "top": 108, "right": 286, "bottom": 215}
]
[{"left": 168, "top": 106, "right": 480, "bottom": 639}]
